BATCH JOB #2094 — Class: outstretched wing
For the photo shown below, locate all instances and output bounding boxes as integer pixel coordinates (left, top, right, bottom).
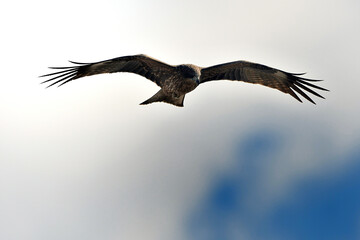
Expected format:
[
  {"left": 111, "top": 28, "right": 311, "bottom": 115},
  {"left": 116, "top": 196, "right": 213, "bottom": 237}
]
[
  {"left": 40, "top": 54, "right": 175, "bottom": 88},
  {"left": 200, "top": 61, "right": 328, "bottom": 104}
]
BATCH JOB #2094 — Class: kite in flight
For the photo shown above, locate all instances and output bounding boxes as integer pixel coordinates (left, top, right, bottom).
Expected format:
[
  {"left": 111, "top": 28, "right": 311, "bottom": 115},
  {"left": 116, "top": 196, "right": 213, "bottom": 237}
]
[{"left": 41, "top": 54, "right": 328, "bottom": 107}]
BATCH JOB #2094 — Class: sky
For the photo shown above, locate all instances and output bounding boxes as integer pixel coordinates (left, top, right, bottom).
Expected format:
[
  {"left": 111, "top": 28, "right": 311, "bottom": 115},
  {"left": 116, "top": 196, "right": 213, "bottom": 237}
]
[{"left": 1, "top": 0, "right": 359, "bottom": 239}]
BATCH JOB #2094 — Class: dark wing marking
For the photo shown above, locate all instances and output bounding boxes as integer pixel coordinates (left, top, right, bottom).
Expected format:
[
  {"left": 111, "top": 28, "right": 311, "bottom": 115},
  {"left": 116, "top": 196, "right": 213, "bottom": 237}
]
[
  {"left": 200, "top": 61, "right": 329, "bottom": 104},
  {"left": 40, "top": 54, "right": 175, "bottom": 88}
]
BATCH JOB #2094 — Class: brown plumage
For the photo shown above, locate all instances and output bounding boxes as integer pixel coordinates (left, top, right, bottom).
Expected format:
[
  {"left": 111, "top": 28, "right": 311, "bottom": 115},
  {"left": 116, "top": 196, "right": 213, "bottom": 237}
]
[{"left": 40, "top": 54, "right": 328, "bottom": 107}]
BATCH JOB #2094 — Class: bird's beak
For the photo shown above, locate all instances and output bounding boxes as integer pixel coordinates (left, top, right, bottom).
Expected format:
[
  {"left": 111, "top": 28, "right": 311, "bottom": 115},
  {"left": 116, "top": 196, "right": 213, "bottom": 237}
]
[{"left": 193, "top": 76, "right": 200, "bottom": 85}]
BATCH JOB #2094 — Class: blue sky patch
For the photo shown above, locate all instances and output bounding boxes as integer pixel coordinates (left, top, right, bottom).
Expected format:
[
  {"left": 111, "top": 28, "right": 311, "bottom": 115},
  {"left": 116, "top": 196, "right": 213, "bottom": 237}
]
[{"left": 187, "top": 131, "right": 360, "bottom": 240}]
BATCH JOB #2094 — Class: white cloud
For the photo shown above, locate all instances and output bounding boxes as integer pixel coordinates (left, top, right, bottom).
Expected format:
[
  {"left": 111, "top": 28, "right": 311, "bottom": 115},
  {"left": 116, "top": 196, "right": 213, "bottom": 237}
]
[{"left": 1, "top": 0, "right": 359, "bottom": 239}]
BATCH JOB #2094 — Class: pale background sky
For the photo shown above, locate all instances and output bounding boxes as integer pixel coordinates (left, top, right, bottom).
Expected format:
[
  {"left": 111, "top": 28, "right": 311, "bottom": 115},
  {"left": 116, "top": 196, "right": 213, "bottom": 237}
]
[{"left": 1, "top": 0, "right": 359, "bottom": 239}]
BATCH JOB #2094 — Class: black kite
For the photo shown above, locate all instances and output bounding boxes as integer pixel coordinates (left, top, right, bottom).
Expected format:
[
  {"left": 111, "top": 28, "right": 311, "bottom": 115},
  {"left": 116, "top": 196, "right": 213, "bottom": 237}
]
[{"left": 41, "top": 54, "right": 328, "bottom": 107}]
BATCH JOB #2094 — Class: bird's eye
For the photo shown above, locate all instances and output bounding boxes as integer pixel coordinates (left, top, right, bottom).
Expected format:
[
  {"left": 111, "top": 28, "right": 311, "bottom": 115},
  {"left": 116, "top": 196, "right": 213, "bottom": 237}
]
[{"left": 186, "top": 70, "right": 196, "bottom": 78}]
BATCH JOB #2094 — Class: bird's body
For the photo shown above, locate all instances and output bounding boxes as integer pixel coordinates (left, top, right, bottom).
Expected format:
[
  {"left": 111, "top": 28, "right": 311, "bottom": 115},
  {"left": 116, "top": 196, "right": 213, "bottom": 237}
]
[
  {"left": 161, "top": 65, "right": 200, "bottom": 96},
  {"left": 41, "top": 54, "right": 328, "bottom": 106}
]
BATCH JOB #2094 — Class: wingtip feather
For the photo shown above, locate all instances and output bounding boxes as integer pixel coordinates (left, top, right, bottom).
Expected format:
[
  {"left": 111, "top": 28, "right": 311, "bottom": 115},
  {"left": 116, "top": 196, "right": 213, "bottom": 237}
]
[{"left": 291, "top": 84, "right": 316, "bottom": 104}]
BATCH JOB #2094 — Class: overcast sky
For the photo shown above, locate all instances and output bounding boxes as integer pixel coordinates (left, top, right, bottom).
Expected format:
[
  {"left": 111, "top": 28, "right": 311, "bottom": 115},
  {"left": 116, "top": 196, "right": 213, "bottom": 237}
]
[{"left": 1, "top": 0, "right": 359, "bottom": 239}]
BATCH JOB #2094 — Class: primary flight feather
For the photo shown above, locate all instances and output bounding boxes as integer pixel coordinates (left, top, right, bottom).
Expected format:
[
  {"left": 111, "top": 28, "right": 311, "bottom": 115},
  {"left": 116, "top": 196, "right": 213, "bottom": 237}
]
[{"left": 41, "top": 54, "right": 328, "bottom": 107}]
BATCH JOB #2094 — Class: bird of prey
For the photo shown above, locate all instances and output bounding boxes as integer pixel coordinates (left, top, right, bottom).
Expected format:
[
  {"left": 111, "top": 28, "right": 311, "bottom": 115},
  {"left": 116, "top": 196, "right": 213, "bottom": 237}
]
[{"left": 41, "top": 54, "right": 328, "bottom": 107}]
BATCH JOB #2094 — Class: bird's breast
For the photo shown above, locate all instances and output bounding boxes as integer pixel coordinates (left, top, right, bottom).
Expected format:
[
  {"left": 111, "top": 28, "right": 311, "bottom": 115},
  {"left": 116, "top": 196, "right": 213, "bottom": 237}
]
[{"left": 162, "top": 77, "right": 198, "bottom": 95}]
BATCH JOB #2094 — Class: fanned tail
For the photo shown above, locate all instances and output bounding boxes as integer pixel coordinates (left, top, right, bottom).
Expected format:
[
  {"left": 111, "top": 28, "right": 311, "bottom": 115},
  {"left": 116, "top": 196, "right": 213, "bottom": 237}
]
[{"left": 140, "top": 89, "right": 185, "bottom": 107}]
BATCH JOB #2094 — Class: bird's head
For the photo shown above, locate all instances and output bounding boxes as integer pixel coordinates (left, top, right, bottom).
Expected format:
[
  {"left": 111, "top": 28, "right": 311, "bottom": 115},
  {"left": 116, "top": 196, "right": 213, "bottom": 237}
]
[{"left": 178, "top": 64, "right": 201, "bottom": 85}]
